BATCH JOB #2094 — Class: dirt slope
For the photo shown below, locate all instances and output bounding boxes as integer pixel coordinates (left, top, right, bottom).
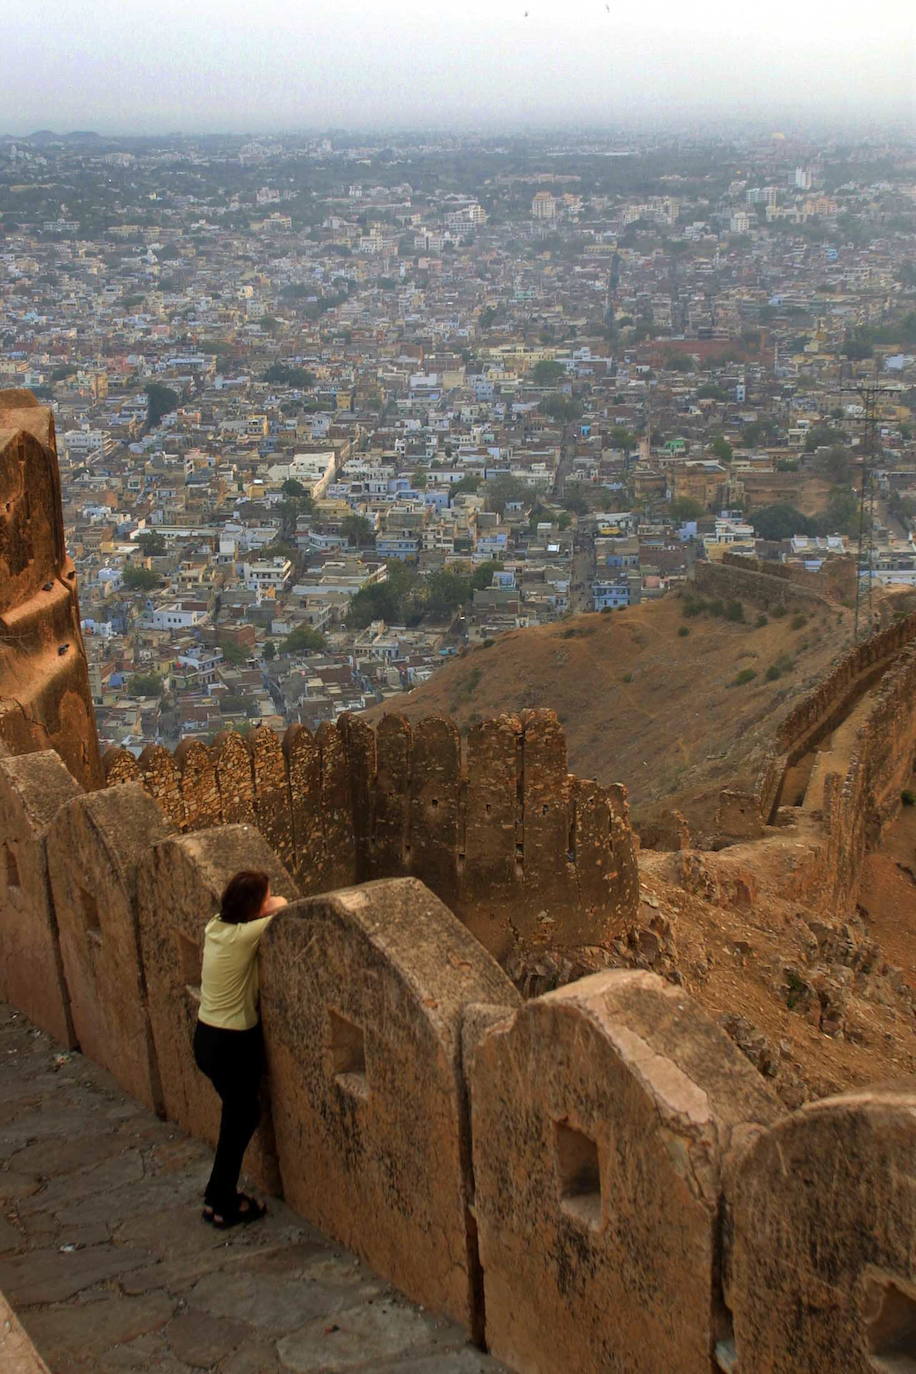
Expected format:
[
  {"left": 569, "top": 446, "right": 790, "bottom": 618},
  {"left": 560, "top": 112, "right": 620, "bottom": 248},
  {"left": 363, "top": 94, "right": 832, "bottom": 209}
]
[{"left": 366, "top": 593, "right": 856, "bottom": 834}]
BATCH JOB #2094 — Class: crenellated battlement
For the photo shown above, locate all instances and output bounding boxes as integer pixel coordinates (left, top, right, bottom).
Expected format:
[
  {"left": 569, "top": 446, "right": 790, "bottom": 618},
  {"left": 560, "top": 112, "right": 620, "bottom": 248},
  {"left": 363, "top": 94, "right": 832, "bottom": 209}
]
[{"left": 102, "top": 709, "right": 639, "bottom": 961}]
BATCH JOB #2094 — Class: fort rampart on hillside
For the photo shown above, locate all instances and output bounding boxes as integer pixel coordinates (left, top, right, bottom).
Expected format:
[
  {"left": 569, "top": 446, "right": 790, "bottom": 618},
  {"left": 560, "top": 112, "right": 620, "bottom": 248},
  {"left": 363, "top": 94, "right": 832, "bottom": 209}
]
[
  {"left": 694, "top": 553, "right": 838, "bottom": 611},
  {"left": 1, "top": 395, "right": 915, "bottom": 1372},
  {"left": 721, "top": 549, "right": 858, "bottom": 600},
  {"left": 101, "top": 709, "right": 638, "bottom": 962},
  {"left": 820, "top": 637, "right": 916, "bottom": 911},
  {"left": 716, "top": 606, "right": 916, "bottom": 870}
]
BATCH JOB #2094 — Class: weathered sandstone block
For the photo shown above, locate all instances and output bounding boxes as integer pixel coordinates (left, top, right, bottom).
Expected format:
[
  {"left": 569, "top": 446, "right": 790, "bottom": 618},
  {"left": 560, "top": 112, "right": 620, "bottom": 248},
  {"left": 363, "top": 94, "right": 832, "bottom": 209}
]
[
  {"left": 284, "top": 724, "right": 324, "bottom": 892},
  {"left": 316, "top": 720, "right": 356, "bottom": 890},
  {"left": 175, "top": 739, "right": 221, "bottom": 829},
  {"left": 102, "top": 745, "right": 142, "bottom": 786},
  {"left": 726, "top": 1085, "right": 916, "bottom": 1373},
  {"left": 259, "top": 877, "right": 520, "bottom": 1329},
  {"left": 0, "top": 751, "right": 81, "bottom": 1045},
  {"left": 46, "top": 783, "right": 171, "bottom": 1110},
  {"left": 138, "top": 742, "right": 185, "bottom": 829},
  {"left": 213, "top": 731, "right": 256, "bottom": 825},
  {"left": 340, "top": 711, "right": 376, "bottom": 879},
  {"left": 461, "top": 714, "right": 521, "bottom": 956},
  {"left": 408, "top": 716, "right": 462, "bottom": 898},
  {"left": 368, "top": 713, "right": 411, "bottom": 879},
  {"left": 470, "top": 968, "right": 780, "bottom": 1374},
  {"left": 137, "top": 824, "right": 298, "bottom": 1196},
  {"left": 250, "top": 726, "right": 294, "bottom": 873}
]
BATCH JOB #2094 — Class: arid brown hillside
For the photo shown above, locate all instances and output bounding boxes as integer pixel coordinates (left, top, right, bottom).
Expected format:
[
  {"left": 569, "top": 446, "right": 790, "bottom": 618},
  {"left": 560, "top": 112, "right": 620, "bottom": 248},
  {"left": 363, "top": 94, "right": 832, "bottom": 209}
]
[{"left": 365, "top": 592, "right": 858, "bottom": 834}]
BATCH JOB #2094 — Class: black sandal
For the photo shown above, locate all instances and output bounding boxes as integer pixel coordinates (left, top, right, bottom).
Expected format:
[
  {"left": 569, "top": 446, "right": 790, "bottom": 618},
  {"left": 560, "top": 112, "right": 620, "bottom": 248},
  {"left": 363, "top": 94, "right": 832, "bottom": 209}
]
[{"left": 202, "top": 1194, "right": 266, "bottom": 1229}]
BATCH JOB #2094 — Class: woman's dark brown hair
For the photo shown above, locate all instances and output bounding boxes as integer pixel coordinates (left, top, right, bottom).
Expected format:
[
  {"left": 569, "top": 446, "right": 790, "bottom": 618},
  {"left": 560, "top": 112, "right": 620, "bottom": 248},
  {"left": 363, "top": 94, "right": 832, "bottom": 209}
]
[{"left": 219, "top": 870, "right": 270, "bottom": 924}]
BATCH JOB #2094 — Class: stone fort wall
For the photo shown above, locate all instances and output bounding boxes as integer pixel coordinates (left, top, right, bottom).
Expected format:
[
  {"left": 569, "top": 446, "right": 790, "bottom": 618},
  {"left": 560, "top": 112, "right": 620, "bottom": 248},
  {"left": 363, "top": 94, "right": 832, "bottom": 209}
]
[
  {"left": 0, "top": 391, "right": 100, "bottom": 789},
  {"left": 694, "top": 554, "right": 837, "bottom": 611},
  {"left": 721, "top": 549, "right": 858, "bottom": 601},
  {"left": 100, "top": 710, "right": 639, "bottom": 963},
  {"left": 716, "top": 607, "right": 916, "bottom": 864},
  {"left": 0, "top": 751, "right": 913, "bottom": 1373},
  {"left": 820, "top": 637, "right": 916, "bottom": 912}
]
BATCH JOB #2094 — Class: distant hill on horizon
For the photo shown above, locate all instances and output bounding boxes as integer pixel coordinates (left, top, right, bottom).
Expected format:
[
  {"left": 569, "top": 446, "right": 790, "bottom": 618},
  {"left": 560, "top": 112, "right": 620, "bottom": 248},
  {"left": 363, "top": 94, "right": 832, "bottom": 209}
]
[{"left": 1, "top": 130, "right": 105, "bottom": 143}]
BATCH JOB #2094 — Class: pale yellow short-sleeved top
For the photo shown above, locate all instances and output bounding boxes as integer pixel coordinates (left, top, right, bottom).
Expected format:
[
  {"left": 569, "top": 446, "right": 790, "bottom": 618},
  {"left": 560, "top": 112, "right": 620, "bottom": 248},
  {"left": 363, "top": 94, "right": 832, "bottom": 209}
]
[{"left": 197, "top": 913, "right": 276, "bottom": 1031}]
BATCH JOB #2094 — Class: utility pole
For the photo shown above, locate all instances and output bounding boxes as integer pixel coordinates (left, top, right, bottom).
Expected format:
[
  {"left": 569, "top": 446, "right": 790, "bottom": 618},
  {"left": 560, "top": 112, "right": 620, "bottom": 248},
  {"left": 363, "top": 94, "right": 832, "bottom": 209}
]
[{"left": 848, "top": 381, "right": 888, "bottom": 641}]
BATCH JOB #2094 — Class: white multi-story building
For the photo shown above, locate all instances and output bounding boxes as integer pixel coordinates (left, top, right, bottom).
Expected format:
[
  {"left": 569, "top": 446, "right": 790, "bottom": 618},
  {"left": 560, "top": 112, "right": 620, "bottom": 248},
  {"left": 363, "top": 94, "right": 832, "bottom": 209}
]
[
  {"left": 241, "top": 557, "right": 293, "bottom": 593},
  {"left": 531, "top": 192, "right": 558, "bottom": 220},
  {"left": 64, "top": 429, "right": 114, "bottom": 459}
]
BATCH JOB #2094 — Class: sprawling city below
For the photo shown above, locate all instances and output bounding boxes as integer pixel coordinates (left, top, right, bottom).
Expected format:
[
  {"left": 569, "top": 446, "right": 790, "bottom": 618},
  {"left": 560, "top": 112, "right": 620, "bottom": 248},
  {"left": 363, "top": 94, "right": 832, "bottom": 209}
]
[{"left": 2, "top": 127, "right": 913, "bottom": 753}]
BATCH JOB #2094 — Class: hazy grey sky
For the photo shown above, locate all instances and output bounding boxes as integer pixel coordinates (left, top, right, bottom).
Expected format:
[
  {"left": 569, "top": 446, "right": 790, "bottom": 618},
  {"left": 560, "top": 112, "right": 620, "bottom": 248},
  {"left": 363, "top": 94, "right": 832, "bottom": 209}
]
[{"left": 4, "top": 0, "right": 914, "bottom": 133}]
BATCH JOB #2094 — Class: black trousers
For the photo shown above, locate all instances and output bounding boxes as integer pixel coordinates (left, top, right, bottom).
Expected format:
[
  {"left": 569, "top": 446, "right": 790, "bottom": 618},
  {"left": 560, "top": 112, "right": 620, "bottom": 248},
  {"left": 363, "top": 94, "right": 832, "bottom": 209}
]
[{"left": 193, "top": 1020, "right": 263, "bottom": 1212}]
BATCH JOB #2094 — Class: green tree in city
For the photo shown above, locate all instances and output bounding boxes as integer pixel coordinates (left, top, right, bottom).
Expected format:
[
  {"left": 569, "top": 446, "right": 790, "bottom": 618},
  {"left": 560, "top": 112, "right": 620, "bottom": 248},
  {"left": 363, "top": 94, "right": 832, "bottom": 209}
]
[
  {"left": 127, "top": 672, "right": 163, "bottom": 698},
  {"left": 346, "top": 561, "right": 419, "bottom": 630},
  {"left": 812, "top": 488, "right": 859, "bottom": 537},
  {"left": 144, "top": 383, "right": 180, "bottom": 429},
  {"left": 471, "top": 560, "right": 504, "bottom": 590},
  {"left": 561, "top": 491, "right": 591, "bottom": 516},
  {"left": 816, "top": 447, "right": 853, "bottom": 484},
  {"left": 670, "top": 497, "right": 705, "bottom": 521},
  {"left": 539, "top": 393, "right": 582, "bottom": 424},
  {"left": 136, "top": 531, "right": 167, "bottom": 556},
  {"left": 263, "top": 363, "right": 316, "bottom": 388},
  {"left": 708, "top": 435, "right": 733, "bottom": 463},
  {"left": 341, "top": 514, "right": 374, "bottom": 548},
  {"left": 805, "top": 424, "right": 846, "bottom": 453},
  {"left": 841, "top": 335, "right": 873, "bottom": 361},
  {"left": 750, "top": 504, "right": 814, "bottom": 540},
  {"left": 346, "top": 581, "right": 402, "bottom": 630},
  {"left": 485, "top": 473, "right": 530, "bottom": 516},
  {"left": 531, "top": 359, "right": 566, "bottom": 386},
  {"left": 218, "top": 639, "right": 249, "bottom": 665},
  {"left": 451, "top": 474, "right": 481, "bottom": 497},
  {"left": 122, "top": 565, "right": 162, "bottom": 591},
  {"left": 280, "top": 478, "right": 315, "bottom": 514},
  {"left": 281, "top": 625, "right": 327, "bottom": 654},
  {"left": 423, "top": 569, "right": 472, "bottom": 621}
]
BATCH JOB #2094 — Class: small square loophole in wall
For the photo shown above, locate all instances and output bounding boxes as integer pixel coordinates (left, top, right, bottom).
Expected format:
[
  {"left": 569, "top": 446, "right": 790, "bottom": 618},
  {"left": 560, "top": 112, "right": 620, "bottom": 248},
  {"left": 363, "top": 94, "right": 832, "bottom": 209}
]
[
  {"left": 866, "top": 1273, "right": 916, "bottom": 1373},
  {"left": 555, "top": 1120, "right": 603, "bottom": 1231},
  {"left": 4, "top": 843, "right": 20, "bottom": 890},
  {"left": 328, "top": 1009, "right": 368, "bottom": 1098},
  {"left": 78, "top": 888, "right": 102, "bottom": 946},
  {"left": 173, "top": 928, "right": 201, "bottom": 1003}
]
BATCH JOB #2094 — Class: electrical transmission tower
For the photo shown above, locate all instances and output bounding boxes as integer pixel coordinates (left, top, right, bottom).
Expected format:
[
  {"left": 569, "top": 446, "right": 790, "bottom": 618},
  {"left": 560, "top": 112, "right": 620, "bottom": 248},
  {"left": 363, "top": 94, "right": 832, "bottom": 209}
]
[
  {"left": 848, "top": 382, "right": 894, "bottom": 641},
  {"left": 854, "top": 384, "right": 878, "bottom": 638}
]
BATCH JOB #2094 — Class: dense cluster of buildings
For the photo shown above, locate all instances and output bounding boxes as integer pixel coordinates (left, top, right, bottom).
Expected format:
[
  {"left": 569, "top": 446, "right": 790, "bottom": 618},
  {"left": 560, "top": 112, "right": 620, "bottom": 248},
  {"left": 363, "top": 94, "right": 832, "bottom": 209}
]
[{"left": 1, "top": 128, "right": 913, "bottom": 752}]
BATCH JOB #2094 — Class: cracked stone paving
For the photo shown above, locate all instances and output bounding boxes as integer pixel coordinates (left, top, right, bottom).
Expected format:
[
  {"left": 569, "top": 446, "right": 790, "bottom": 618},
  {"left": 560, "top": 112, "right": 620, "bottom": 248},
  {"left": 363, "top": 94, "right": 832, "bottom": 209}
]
[{"left": 0, "top": 1004, "right": 504, "bottom": 1374}]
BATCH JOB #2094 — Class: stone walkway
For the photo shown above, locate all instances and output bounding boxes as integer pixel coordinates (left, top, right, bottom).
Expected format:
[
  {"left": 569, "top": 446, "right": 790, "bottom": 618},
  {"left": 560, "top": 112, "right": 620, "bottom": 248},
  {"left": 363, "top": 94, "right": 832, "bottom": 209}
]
[{"left": 0, "top": 1005, "right": 504, "bottom": 1374}]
